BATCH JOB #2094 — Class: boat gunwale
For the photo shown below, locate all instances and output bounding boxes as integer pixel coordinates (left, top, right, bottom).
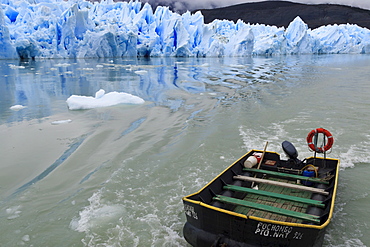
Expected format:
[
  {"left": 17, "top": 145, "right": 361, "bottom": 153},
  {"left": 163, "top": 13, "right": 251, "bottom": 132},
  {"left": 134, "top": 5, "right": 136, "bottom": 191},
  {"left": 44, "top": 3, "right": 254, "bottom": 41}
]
[{"left": 182, "top": 149, "right": 340, "bottom": 230}]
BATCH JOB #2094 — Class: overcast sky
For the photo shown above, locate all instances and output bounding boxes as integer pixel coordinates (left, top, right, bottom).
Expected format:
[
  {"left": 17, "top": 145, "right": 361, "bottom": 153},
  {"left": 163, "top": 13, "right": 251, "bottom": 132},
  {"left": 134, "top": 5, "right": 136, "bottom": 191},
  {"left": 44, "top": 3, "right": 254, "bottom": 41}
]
[{"left": 147, "top": 0, "right": 370, "bottom": 11}]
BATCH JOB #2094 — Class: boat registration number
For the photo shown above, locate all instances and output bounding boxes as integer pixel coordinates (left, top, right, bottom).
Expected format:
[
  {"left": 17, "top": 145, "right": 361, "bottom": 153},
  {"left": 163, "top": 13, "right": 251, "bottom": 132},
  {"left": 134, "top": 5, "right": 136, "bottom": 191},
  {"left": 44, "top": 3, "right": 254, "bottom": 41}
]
[
  {"left": 184, "top": 205, "right": 198, "bottom": 220},
  {"left": 254, "top": 222, "right": 303, "bottom": 239}
]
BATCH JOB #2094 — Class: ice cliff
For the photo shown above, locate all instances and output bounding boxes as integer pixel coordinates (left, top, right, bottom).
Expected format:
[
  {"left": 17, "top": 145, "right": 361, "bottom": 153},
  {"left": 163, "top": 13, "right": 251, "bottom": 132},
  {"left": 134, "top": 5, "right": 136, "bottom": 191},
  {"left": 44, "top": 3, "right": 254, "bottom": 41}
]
[{"left": 1, "top": 0, "right": 370, "bottom": 59}]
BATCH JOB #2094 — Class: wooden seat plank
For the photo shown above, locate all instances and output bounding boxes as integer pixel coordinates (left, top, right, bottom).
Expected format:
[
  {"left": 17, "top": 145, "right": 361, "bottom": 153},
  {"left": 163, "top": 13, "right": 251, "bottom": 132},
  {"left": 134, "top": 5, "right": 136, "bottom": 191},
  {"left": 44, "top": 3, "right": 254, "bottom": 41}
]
[
  {"left": 234, "top": 175, "right": 329, "bottom": 195},
  {"left": 243, "top": 168, "right": 329, "bottom": 184},
  {"left": 224, "top": 184, "right": 325, "bottom": 208},
  {"left": 213, "top": 195, "right": 320, "bottom": 224}
]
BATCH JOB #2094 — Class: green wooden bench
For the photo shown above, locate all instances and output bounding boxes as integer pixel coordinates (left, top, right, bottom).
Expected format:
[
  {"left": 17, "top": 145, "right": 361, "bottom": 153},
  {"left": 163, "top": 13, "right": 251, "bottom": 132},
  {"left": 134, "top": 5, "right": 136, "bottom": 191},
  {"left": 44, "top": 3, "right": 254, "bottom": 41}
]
[
  {"left": 224, "top": 184, "right": 325, "bottom": 208},
  {"left": 243, "top": 168, "right": 330, "bottom": 185},
  {"left": 233, "top": 175, "right": 329, "bottom": 195},
  {"left": 213, "top": 195, "right": 321, "bottom": 224}
]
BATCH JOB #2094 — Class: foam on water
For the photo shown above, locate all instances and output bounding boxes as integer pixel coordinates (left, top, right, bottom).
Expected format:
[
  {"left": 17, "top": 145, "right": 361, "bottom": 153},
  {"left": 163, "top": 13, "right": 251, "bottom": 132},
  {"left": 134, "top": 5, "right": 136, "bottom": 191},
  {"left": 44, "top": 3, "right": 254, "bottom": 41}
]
[
  {"left": 336, "top": 142, "right": 370, "bottom": 169},
  {"left": 240, "top": 123, "right": 370, "bottom": 169},
  {"left": 69, "top": 156, "right": 189, "bottom": 246},
  {"left": 70, "top": 191, "right": 124, "bottom": 233}
]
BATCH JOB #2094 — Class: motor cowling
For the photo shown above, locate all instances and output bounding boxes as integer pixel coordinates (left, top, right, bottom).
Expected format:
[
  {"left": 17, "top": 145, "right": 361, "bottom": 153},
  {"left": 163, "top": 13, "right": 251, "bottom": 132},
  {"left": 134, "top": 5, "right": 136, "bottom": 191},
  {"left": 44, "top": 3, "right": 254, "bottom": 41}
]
[
  {"left": 282, "top": 140, "right": 298, "bottom": 159},
  {"left": 282, "top": 141, "right": 303, "bottom": 169}
]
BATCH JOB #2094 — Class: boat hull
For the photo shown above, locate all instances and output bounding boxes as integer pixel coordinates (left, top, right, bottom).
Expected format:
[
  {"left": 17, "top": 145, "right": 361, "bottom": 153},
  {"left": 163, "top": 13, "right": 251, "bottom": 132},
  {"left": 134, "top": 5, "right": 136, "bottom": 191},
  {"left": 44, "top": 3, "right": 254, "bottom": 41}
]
[
  {"left": 182, "top": 149, "right": 339, "bottom": 247},
  {"left": 183, "top": 203, "right": 325, "bottom": 247}
]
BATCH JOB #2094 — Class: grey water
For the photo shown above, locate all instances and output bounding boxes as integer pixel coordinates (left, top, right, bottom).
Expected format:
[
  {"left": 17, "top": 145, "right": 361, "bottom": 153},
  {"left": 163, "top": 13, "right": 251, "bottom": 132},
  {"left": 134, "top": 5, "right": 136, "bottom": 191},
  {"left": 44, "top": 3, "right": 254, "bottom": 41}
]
[{"left": 0, "top": 55, "right": 369, "bottom": 246}]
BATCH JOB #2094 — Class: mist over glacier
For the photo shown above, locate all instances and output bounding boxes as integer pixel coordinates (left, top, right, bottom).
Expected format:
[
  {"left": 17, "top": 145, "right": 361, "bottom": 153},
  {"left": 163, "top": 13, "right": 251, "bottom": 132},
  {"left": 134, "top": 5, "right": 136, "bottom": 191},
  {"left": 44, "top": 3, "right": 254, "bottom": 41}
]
[{"left": 1, "top": 0, "right": 370, "bottom": 59}]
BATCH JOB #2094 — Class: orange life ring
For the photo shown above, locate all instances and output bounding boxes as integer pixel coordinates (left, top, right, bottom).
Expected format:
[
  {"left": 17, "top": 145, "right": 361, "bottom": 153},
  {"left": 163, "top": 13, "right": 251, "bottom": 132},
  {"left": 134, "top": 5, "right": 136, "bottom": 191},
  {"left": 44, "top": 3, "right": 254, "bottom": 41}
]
[{"left": 306, "top": 128, "right": 334, "bottom": 153}]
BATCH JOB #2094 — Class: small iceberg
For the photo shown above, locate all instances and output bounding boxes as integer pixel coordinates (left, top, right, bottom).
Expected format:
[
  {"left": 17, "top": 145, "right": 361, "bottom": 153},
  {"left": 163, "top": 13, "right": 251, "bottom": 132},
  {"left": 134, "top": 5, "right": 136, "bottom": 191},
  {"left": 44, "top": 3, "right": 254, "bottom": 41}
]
[
  {"left": 66, "top": 89, "right": 145, "bottom": 110},
  {"left": 10, "top": 105, "right": 27, "bottom": 111},
  {"left": 134, "top": 70, "right": 148, "bottom": 75},
  {"left": 51, "top": 119, "right": 72, "bottom": 125}
]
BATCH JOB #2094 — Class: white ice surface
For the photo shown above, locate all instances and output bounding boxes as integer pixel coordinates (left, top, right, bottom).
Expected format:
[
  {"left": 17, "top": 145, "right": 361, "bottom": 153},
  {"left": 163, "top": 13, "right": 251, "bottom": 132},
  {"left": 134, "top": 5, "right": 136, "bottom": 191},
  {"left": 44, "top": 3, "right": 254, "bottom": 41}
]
[
  {"left": 9, "top": 105, "right": 27, "bottom": 111},
  {"left": 66, "top": 89, "right": 145, "bottom": 110}
]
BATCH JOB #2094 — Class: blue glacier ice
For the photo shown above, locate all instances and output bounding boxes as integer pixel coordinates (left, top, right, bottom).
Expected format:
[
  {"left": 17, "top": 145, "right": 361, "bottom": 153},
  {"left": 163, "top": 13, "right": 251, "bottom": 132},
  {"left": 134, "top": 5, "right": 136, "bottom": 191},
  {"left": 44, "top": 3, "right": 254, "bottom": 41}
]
[{"left": 1, "top": 0, "right": 370, "bottom": 59}]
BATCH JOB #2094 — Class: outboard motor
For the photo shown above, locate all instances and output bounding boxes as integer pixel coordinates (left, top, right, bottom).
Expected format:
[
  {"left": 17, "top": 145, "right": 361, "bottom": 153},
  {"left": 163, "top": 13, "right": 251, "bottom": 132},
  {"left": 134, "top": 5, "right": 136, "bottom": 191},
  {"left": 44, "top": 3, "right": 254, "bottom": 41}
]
[{"left": 282, "top": 141, "right": 302, "bottom": 169}]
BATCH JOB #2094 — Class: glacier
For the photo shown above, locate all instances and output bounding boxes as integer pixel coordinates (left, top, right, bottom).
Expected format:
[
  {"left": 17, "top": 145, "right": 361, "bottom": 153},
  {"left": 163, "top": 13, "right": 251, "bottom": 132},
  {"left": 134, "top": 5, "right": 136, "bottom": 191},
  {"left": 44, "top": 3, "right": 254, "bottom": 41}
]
[{"left": 1, "top": 0, "right": 370, "bottom": 59}]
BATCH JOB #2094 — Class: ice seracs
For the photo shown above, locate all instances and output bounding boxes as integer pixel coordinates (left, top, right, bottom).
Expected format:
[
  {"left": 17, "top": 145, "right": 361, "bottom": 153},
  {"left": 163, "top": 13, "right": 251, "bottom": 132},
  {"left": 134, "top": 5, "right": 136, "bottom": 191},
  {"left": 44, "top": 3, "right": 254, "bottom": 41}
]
[{"left": 1, "top": 0, "right": 370, "bottom": 59}]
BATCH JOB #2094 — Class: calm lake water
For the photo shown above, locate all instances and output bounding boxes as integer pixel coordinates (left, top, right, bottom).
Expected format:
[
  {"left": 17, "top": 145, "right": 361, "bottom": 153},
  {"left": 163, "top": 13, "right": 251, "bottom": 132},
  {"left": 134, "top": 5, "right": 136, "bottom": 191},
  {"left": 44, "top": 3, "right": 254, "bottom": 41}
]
[{"left": 0, "top": 55, "right": 369, "bottom": 246}]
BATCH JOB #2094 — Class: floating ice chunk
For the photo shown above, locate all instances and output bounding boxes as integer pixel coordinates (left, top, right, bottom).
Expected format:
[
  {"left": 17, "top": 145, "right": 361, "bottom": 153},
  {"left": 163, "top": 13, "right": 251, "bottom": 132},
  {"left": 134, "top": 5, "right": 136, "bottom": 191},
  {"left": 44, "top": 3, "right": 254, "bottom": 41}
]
[
  {"left": 66, "top": 90, "right": 145, "bottom": 110},
  {"left": 134, "top": 70, "right": 148, "bottom": 75},
  {"left": 6, "top": 205, "right": 22, "bottom": 220},
  {"left": 22, "top": 235, "right": 30, "bottom": 242},
  {"left": 51, "top": 119, "right": 72, "bottom": 125},
  {"left": 230, "top": 64, "right": 245, "bottom": 68},
  {"left": 10, "top": 105, "right": 27, "bottom": 111},
  {"left": 55, "top": 63, "right": 71, "bottom": 67},
  {"left": 8, "top": 64, "right": 25, "bottom": 69}
]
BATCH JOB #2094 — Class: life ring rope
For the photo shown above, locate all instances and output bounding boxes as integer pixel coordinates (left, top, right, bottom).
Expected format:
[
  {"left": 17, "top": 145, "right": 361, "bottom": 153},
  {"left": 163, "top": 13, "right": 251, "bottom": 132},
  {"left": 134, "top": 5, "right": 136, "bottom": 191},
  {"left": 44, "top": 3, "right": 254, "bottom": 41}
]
[{"left": 306, "top": 128, "right": 334, "bottom": 153}]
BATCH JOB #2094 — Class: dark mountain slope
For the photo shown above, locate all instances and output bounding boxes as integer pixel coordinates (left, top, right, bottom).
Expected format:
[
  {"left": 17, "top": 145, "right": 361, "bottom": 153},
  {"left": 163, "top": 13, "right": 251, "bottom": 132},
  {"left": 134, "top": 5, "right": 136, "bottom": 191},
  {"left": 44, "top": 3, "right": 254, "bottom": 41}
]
[{"left": 195, "top": 1, "right": 370, "bottom": 29}]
